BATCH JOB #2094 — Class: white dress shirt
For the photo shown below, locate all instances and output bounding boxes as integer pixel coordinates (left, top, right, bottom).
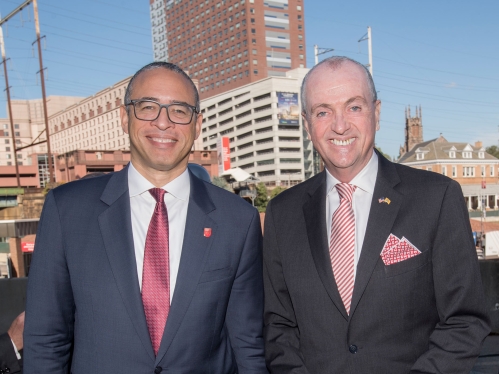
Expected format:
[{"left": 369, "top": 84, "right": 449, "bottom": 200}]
[
  {"left": 128, "top": 162, "right": 190, "bottom": 302},
  {"left": 326, "top": 151, "right": 378, "bottom": 279}
]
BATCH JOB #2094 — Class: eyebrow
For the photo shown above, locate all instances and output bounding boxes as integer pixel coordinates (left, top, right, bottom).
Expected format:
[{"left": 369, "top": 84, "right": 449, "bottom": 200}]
[
  {"left": 345, "top": 96, "right": 369, "bottom": 106},
  {"left": 135, "top": 97, "right": 194, "bottom": 107},
  {"left": 310, "top": 103, "right": 333, "bottom": 113}
]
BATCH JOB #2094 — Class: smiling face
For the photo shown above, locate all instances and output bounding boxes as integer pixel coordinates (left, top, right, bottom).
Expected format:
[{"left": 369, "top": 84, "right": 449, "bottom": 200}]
[
  {"left": 120, "top": 68, "right": 202, "bottom": 186},
  {"left": 302, "top": 61, "right": 381, "bottom": 182}
]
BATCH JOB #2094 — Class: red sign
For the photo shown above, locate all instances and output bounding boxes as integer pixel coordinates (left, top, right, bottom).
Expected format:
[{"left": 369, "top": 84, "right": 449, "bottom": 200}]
[
  {"left": 482, "top": 181, "right": 486, "bottom": 189},
  {"left": 21, "top": 242, "right": 35, "bottom": 253},
  {"left": 217, "top": 137, "right": 231, "bottom": 174}
]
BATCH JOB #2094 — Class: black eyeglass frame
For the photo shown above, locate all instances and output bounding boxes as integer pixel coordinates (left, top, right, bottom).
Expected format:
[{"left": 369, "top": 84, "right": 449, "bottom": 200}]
[{"left": 125, "top": 99, "right": 199, "bottom": 124}]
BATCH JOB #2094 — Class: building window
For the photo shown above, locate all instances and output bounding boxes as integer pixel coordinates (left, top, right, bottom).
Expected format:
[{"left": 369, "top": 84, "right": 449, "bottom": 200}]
[
  {"left": 416, "top": 152, "right": 424, "bottom": 160},
  {"left": 491, "top": 166, "right": 495, "bottom": 177},
  {"left": 427, "top": 167, "right": 432, "bottom": 171},
  {"left": 478, "top": 151, "right": 484, "bottom": 159},
  {"left": 254, "top": 70, "right": 258, "bottom": 74},
  {"left": 14, "top": 124, "right": 19, "bottom": 129},
  {"left": 5, "top": 147, "right": 10, "bottom": 151},
  {"left": 481, "top": 166, "right": 486, "bottom": 177},
  {"left": 449, "top": 151, "right": 455, "bottom": 158},
  {"left": 442, "top": 166, "right": 447, "bottom": 176},
  {"left": 4, "top": 139, "right": 8, "bottom": 144},
  {"left": 452, "top": 166, "right": 457, "bottom": 177},
  {"left": 462, "top": 166, "right": 475, "bottom": 177},
  {"left": 251, "top": 28, "right": 256, "bottom": 34},
  {"left": 463, "top": 151, "right": 472, "bottom": 158}
]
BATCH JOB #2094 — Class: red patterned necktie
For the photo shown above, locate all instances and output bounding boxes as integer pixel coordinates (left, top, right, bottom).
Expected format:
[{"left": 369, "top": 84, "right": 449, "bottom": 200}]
[
  {"left": 330, "top": 183, "right": 356, "bottom": 315},
  {"left": 142, "top": 188, "right": 170, "bottom": 356}
]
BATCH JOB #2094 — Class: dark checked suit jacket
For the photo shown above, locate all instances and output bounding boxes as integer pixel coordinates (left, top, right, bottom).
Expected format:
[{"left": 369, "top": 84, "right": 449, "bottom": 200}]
[
  {"left": 0, "top": 333, "right": 22, "bottom": 374},
  {"left": 263, "top": 151, "right": 490, "bottom": 374},
  {"left": 24, "top": 166, "right": 267, "bottom": 374}
]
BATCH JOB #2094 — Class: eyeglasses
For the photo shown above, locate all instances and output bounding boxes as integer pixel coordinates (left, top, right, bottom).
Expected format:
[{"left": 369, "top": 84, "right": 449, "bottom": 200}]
[{"left": 125, "top": 99, "right": 198, "bottom": 124}]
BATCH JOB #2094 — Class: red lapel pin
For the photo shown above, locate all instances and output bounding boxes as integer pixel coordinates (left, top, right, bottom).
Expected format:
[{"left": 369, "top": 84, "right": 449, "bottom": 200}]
[{"left": 204, "top": 228, "right": 212, "bottom": 238}]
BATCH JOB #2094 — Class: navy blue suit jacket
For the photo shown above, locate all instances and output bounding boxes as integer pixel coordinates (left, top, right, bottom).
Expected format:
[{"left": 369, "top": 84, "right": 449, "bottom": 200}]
[{"left": 24, "top": 166, "right": 267, "bottom": 373}]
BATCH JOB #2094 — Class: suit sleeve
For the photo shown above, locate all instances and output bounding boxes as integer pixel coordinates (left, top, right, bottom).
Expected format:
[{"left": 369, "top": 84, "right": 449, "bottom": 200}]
[
  {"left": 0, "top": 333, "right": 22, "bottom": 374},
  {"left": 263, "top": 200, "right": 311, "bottom": 374},
  {"left": 410, "top": 180, "right": 490, "bottom": 374},
  {"left": 24, "top": 190, "right": 75, "bottom": 373},
  {"left": 225, "top": 209, "right": 268, "bottom": 374}
]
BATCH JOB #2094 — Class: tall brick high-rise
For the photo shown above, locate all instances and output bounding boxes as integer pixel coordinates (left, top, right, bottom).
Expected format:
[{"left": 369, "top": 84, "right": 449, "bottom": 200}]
[{"left": 149, "top": 0, "right": 306, "bottom": 98}]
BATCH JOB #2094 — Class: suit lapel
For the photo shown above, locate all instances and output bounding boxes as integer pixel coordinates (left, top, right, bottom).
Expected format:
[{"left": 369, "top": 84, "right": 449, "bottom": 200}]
[
  {"left": 156, "top": 172, "right": 216, "bottom": 364},
  {"left": 98, "top": 166, "right": 155, "bottom": 360},
  {"left": 350, "top": 154, "right": 402, "bottom": 317},
  {"left": 303, "top": 172, "right": 349, "bottom": 320}
]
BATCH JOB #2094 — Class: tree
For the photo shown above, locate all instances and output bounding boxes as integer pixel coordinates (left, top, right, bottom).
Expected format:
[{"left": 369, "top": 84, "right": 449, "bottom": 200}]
[
  {"left": 486, "top": 145, "right": 499, "bottom": 159},
  {"left": 254, "top": 182, "right": 269, "bottom": 213},
  {"left": 212, "top": 176, "right": 232, "bottom": 191},
  {"left": 375, "top": 146, "right": 391, "bottom": 161},
  {"left": 270, "top": 186, "right": 286, "bottom": 199}
]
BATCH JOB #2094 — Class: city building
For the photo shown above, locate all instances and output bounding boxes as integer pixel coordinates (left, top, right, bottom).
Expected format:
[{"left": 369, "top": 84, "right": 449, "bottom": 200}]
[
  {"left": 0, "top": 96, "right": 83, "bottom": 167},
  {"left": 49, "top": 78, "right": 131, "bottom": 155},
  {"left": 149, "top": 0, "right": 307, "bottom": 98},
  {"left": 398, "top": 135, "right": 499, "bottom": 211},
  {"left": 55, "top": 149, "right": 218, "bottom": 182},
  {"left": 200, "top": 67, "right": 312, "bottom": 187}
]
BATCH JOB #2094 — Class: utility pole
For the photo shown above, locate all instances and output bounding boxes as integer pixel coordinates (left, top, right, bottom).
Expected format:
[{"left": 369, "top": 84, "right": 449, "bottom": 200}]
[
  {"left": 32, "top": 0, "right": 54, "bottom": 185},
  {"left": 314, "top": 45, "right": 334, "bottom": 66},
  {"left": 0, "top": 24, "right": 21, "bottom": 187},
  {"left": 358, "top": 26, "right": 373, "bottom": 76}
]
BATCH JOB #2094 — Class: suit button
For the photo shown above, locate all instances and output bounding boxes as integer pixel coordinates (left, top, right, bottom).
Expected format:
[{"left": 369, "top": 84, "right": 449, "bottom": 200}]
[
  {"left": 154, "top": 367, "right": 163, "bottom": 374},
  {"left": 349, "top": 344, "right": 358, "bottom": 354}
]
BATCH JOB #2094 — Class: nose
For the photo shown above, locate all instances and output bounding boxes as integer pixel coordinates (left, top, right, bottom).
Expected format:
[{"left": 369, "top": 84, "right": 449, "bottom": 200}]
[
  {"left": 152, "top": 106, "right": 175, "bottom": 130},
  {"left": 331, "top": 112, "right": 350, "bottom": 134}
]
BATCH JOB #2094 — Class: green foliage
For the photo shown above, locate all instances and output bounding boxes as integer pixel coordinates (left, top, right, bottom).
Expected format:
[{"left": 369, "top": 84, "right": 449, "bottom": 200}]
[
  {"left": 270, "top": 186, "right": 286, "bottom": 199},
  {"left": 212, "top": 176, "right": 232, "bottom": 191},
  {"left": 486, "top": 145, "right": 499, "bottom": 159},
  {"left": 254, "top": 182, "right": 269, "bottom": 212},
  {"left": 375, "top": 146, "right": 392, "bottom": 161},
  {"left": 42, "top": 182, "right": 65, "bottom": 196}
]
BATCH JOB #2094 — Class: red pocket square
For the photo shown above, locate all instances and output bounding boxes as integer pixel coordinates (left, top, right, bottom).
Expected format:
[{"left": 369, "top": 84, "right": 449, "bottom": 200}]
[{"left": 380, "top": 235, "right": 421, "bottom": 265}]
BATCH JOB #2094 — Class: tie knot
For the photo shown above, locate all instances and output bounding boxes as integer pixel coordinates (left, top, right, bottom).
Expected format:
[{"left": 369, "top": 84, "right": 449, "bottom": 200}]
[
  {"left": 336, "top": 183, "right": 356, "bottom": 202},
  {"left": 149, "top": 188, "right": 166, "bottom": 203}
]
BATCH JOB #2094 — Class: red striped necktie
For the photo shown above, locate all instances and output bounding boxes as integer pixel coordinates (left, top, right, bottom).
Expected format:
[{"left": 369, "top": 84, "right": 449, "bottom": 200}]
[
  {"left": 142, "top": 188, "right": 170, "bottom": 355},
  {"left": 329, "top": 183, "right": 356, "bottom": 315}
]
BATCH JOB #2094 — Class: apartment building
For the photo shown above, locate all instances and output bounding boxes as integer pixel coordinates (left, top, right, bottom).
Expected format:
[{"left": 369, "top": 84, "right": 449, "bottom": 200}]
[
  {"left": 49, "top": 78, "right": 131, "bottom": 155},
  {"left": 150, "top": 0, "right": 307, "bottom": 98},
  {"left": 0, "top": 96, "right": 83, "bottom": 167},
  {"left": 201, "top": 67, "right": 312, "bottom": 186},
  {"left": 398, "top": 136, "right": 499, "bottom": 211}
]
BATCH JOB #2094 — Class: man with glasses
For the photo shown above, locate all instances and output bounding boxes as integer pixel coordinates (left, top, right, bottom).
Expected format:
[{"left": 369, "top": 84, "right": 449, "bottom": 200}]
[{"left": 24, "top": 62, "right": 267, "bottom": 374}]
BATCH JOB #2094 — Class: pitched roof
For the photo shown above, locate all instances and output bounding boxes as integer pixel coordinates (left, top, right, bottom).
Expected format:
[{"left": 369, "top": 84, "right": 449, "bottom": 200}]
[{"left": 398, "top": 136, "right": 498, "bottom": 163}]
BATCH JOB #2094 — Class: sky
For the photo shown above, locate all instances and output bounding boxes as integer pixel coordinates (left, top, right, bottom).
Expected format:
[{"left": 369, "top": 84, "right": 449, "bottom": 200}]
[{"left": 0, "top": 0, "right": 498, "bottom": 160}]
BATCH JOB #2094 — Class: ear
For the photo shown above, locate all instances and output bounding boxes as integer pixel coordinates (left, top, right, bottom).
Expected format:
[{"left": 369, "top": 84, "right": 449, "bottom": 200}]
[
  {"left": 120, "top": 105, "right": 130, "bottom": 134},
  {"left": 302, "top": 112, "right": 312, "bottom": 140},
  {"left": 374, "top": 100, "right": 381, "bottom": 131},
  {"left": 194, "top": 112, "right": 203, "bottom": 140}
]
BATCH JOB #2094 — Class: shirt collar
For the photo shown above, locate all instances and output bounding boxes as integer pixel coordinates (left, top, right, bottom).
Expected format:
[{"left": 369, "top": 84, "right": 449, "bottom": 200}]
[
  {"left": 128, "top": 162, "right": 190, "bottom": 201},
  {"left": 326, "top": 150, "right": 378, "bottom": 196}
]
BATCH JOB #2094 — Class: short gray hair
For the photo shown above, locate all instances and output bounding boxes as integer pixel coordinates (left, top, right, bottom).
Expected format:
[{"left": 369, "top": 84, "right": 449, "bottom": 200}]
[
  {"left": 300, "top": 56, "right": 377, "bottom": 114},
  {"left": 124, "top": 61, "right": 200, "bottom": 112}
]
